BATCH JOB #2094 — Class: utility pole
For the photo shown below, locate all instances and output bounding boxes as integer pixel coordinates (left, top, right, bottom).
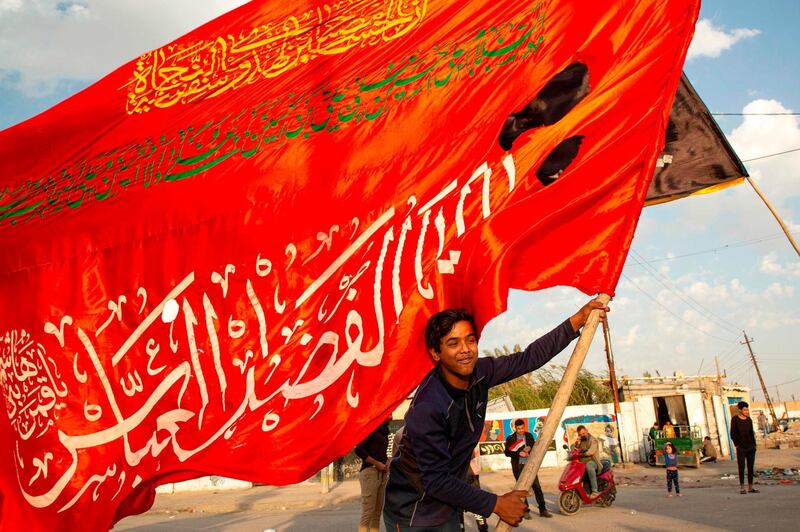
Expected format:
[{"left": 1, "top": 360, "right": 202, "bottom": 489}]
[
  {"left": 741, "top": 331, "right": 779, "bottom": 430},
  {"left": 774, "top": 385, "right": 787, "bottom": 418},
  {"left": 602, "top": 320, "right": 621, "bottom": 413},
  {"left": 602, "top": 319, "right": 624, "bottom": 462},
  {"left": 716, "top": 356, "right": 734, "bottom": 460}
]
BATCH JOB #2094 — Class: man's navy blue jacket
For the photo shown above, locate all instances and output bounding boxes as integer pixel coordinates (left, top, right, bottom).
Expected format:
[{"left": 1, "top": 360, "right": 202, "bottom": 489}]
[{"left": 383, "top": 319, "right": 579, "bottom": 527}]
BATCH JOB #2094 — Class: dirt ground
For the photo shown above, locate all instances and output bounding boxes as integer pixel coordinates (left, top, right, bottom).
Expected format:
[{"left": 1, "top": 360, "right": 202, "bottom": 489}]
[{"left": 113, "top": 448, "right": 800, "bottom": 531}]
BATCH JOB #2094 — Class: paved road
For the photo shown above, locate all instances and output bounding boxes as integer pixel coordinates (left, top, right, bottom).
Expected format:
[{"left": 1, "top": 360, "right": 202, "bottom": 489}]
[{"left": 115, "top": 482, "right": 798, "bottom": 531}]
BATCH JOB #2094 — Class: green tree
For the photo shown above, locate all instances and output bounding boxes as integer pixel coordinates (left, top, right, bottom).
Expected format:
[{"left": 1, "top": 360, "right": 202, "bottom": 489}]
[{"left": 484, "top": 345, "right": 612, "bottom": 409}]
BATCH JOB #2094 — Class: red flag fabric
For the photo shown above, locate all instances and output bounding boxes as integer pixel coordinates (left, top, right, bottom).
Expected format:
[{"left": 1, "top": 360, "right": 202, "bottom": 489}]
[
  {"left": 508, "top": 438, "right": 527, "bottom": 453},
  {"left": 0, "top": 0, "right": 698, "bottom": 529}
]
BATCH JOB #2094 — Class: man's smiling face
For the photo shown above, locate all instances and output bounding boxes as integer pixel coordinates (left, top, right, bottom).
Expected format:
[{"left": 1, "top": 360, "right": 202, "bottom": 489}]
[{"left": 429, "top": 320, "right": 478, "bottom": 388}]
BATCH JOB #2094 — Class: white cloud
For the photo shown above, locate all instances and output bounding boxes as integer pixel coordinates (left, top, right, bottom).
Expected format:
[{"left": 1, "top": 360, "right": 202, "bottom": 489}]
[
  {"left": 728, "top": 99, "right": 800, "bottom": 196},
  {"left": 760, "top": 252, "right": 800, "bottom": 278},
  {"left": 0, "top": 0, "right": 22, "bottom": 13},
  {"left": 660, "top": 97, "right": 800, "bottom": 247},
  {"left": 763, "top": 282, "right": 794, "bottom": 297},
  {"left": 617, "top": 324, "right": 639, "bottom": 348},
  {"left": 687, "top": 19, "right": 760, "bottom": 60},
  {"left": 0, "top": 0, "right": 250, "bottom": 96},
  {"left": 685, "top": 281, "right": 730, "bottom": 301},
  {"left": 61, "top": 3, "right": 90, "bottom": 17}
]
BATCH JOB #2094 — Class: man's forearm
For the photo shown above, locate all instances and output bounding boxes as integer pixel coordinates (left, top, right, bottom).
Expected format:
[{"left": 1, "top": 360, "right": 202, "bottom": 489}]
[{"left": 488, "top": 320, "right": 578, "bottom": 387}]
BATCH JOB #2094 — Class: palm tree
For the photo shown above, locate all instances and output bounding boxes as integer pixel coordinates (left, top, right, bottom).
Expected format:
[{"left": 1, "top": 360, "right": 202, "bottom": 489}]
[{"left": 483, "top": 345, "right": 613, "bottom": 409}]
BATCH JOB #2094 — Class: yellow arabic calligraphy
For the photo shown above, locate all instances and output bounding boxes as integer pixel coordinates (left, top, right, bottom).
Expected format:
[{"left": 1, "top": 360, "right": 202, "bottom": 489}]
[{"left": 126, "top": 0, "right": 429, "bottom": 115}]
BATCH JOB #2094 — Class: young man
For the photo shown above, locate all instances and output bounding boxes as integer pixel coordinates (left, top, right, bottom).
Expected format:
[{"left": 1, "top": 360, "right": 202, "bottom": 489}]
[
  {"left": 730, "top": 401, "right": 759, "bottom": 494},
  {"left": 504, "top": 419, "right": 552, "bottom": 519},
  {"left": 383, "top": 299, "right": 607, "bottom": 530},
  {"left": 571, "top": 425, "right": 601, "bottom": 495},
  {"left": 355, "top": 418, "right": 392, "bottom": 532}
]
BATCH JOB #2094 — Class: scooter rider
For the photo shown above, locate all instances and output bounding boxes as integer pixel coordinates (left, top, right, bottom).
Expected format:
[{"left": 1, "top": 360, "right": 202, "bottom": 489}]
[{"left": 571, "top": 426, "right": 601, "bottom": 495}]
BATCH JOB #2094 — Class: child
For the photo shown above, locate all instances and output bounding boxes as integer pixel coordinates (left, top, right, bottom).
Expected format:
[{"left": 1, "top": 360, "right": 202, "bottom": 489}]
[{"left": 664, "top": 442, "right": 681, "bottom": 497}]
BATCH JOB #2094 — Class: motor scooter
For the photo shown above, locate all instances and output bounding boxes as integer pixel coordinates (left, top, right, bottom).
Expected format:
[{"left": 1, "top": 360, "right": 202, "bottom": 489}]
[{"left": 557, "top": 445, "right": 616, "bottom": 515}]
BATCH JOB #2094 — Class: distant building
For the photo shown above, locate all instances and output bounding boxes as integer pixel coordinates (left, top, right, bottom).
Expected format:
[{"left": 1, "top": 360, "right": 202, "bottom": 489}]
[{"left": 618, "top": 373, "right": 750, "bottom": 461}]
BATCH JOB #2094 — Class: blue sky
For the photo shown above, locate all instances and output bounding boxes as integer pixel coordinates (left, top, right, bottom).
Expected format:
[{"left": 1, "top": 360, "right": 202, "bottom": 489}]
[{"left": 0, "top": 1, "right": 798, "bottom": 402}]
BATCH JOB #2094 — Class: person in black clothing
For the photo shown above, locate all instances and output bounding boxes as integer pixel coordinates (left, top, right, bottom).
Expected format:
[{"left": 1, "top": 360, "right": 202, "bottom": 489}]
[
  {"left": 730, "top": 401, "right": 759, "bottom": 495},
  {"left": 383, "top": 299, "right": 607, "bottom": 530},
  {"left": 355, "top": 418, "right": 391, "bottom": 532},
  {"left": 465, "top": 446, "right": 489, "bottom": 532},
  {"left": 504, "top": 419, "right": 552, "bottom": 518}
]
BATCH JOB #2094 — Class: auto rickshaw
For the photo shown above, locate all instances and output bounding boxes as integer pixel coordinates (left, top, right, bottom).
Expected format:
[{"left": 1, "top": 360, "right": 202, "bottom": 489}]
[{"left": 651, "top": 425, "right": 704, "bottom": 468}]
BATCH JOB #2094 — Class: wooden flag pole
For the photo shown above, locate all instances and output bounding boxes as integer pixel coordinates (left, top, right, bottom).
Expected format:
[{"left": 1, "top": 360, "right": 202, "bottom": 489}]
[
  {"left": 746, "top": 177, "right": 800, "bottom": 257},
  {"left": 495, "top": 293, "right": 610, "bottom": 532}
]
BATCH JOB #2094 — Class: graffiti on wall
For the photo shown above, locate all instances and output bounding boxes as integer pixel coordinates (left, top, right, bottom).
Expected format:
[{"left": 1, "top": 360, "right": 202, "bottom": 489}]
[
  {"left": 561, "top": 414, "right": 620, "bottom": 463},
  {"left": 479, "top": 416, "right": 555, "bottom": 456}
]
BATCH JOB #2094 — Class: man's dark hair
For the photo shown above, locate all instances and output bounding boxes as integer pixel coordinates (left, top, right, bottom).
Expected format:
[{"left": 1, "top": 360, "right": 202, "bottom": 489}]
[
  {"left": 424, "top": 308, "right": 478, "bottom": 353},
  {"left": 704, "top": 436, "right": 711, "bottom": 440},
  {"left": 576, "top": 425, "right": 586, "bottom": 432},
  {"left": 738, "top": 401, "right": 749, "bottom": 409},
  {"left": 514, "top": 419, "right": 525, "bottom": 427}
]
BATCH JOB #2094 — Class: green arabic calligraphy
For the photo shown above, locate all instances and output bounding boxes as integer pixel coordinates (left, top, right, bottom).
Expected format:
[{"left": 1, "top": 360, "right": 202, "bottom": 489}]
[{"left": 1, "top": 6, "right": 546, "bottom": 228}]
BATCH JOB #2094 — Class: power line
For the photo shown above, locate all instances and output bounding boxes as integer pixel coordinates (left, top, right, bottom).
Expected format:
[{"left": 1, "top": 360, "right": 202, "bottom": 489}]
[
  {"left": 724, "top": 354, "right": 752, "bottom": 374},
  {"left": 775, "top": 377, "right": 800, "bottom": 387},
  {"left": 742, "top": 147, "right": 800, "bottom": 163},
  {"left": 712, "top": 112, "right": 800, "bottom": 116},
  {"left": 619, "top": 272, "right": 740, "bottom": 343},
  {"left": 718, "top": 348, "right": 745, "bottom": 369},
  {"left": 626, "top": 233, "right": 789, "bottom": 265},
  {"left": 718, "top": 340, "right": 745, "bottom": 360},
  {"left": 725, "top": 358, "right": 751, "bottom": 374},
  {"left": 727, "top": 367, "right": 750, "bottom": 385},
  {"left": 628, "top": 249, "right": 742, "bottom": 335},
  {"left": 727, "top": 362, "right": 753, "bottom": 386}
]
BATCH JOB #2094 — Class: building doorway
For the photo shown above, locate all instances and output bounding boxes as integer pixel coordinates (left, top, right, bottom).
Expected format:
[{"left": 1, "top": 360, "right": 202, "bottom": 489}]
[{"left": 653, "top": 395, "right": 689, "bottom": 435}]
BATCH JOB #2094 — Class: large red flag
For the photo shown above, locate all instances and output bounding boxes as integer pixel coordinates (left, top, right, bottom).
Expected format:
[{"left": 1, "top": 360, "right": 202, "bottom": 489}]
[{"left": 0, "top": 0, "right": 699, "bottom": 529}]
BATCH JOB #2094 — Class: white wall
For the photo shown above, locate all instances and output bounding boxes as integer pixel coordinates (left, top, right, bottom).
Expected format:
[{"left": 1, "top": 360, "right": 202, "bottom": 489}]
[
  {"left": 712, "top": 395, "right": 732, "bottom": 457},
  {"left": 482, "top": 403, "right": 620, "bottom": 470},
  {"left": 618, "top": 401, "right": 643, "bottom": 462},
  {"left": 684, "top": 392, "right": 707, "bottom": 433},
  {"left": 155, "top": 476, "right": 252, "bottom": 494}
]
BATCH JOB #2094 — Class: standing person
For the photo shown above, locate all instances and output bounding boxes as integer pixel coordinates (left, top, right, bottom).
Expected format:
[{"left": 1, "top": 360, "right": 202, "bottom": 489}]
[
  {"left": 571, "top": 425, "right": 601, "bottom": 495},
  {"left": 662, "top": 421, "right": 676, "bottom": 438},
  {"left": 730, "top": 401, "right": 759, "bottom": 495},
  {"left": 355, "top": 418, "right": 391, "bottom": 532},
  {"left": 700, "top": 436, "right": 718, "bottom": 463},
  {"left": 383, "top": 299, "right": 608, "bottom": 530},
  {"left": 757, "top": 412, "right": 769, "bottom": 439},
  {"left": 648, "top": 422, "right": 660, "bottom": 442},
  {"left": 663, "top": 442, "right": 681, "bottom": 497},
  {"left": 465, "top": 446, "right": 489, "bottom": 532},
  {"left": 390, "top": 425, "right": 405, "bottom": 458},
  {"left": 504, "top": 419, "right": 552, "bottom": 519},
  {"left": 648, "top": 422, "right": 660, "bottom": 464}
]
